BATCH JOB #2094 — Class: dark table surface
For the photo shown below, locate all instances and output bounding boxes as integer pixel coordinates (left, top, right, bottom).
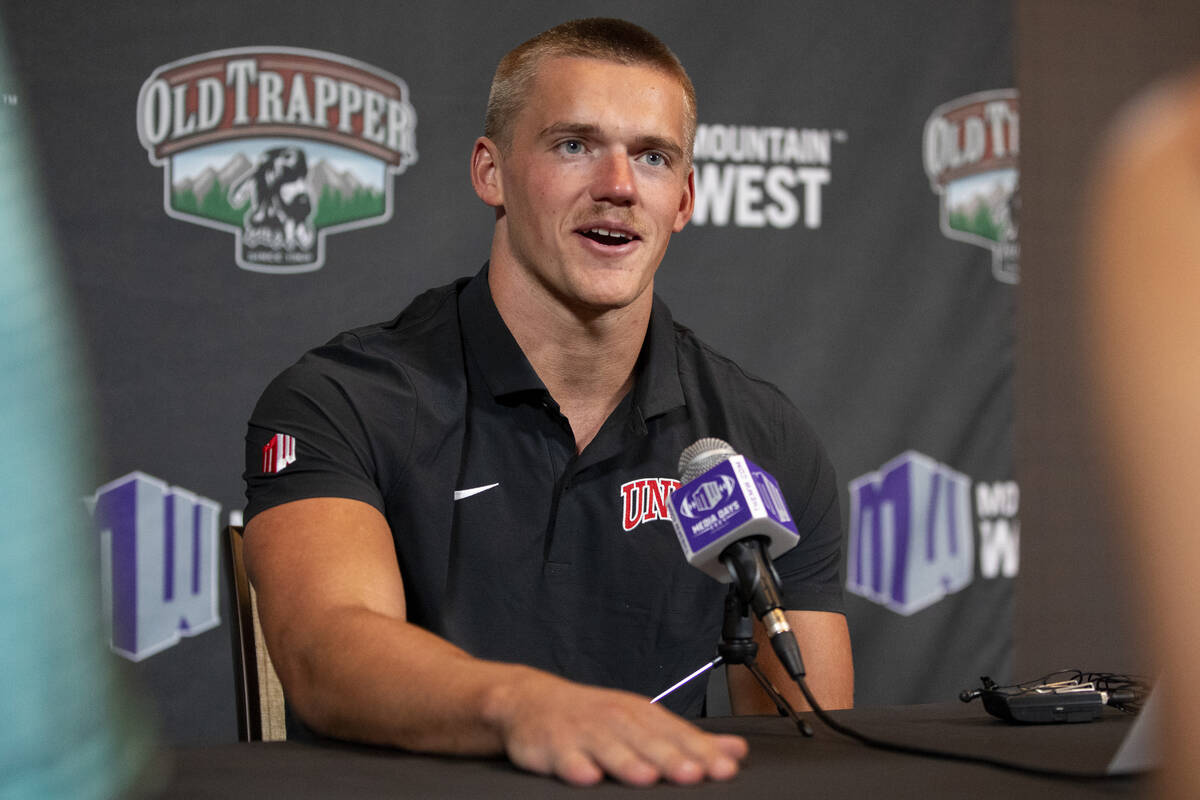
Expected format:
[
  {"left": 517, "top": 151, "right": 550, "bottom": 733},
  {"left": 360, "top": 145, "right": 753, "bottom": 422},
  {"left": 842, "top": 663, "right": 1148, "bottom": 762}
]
[{"left": 159, "top": 702, "right": 1149, "bottom": 798}]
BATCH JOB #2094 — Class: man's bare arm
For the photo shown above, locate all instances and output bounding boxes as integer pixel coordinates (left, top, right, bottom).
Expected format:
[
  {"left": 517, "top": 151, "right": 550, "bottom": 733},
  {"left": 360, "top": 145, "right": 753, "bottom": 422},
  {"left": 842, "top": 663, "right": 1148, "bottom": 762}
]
[
  {"left": 243, "top": 497, "right": 747, "bottom": 786},
  {"left": 727, "top": 610, "right": 854, "bottom": 714}
]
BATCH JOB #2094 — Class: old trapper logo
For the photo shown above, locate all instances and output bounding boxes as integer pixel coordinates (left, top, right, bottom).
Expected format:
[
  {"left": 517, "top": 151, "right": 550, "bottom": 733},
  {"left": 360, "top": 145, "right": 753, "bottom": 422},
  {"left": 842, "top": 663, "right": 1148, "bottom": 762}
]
[
  {"left": 923, "top": 90, "right": 1019, "bottom": 284},
  {"left": 137, "top": 47, "right": 417, "bottom": 273}
]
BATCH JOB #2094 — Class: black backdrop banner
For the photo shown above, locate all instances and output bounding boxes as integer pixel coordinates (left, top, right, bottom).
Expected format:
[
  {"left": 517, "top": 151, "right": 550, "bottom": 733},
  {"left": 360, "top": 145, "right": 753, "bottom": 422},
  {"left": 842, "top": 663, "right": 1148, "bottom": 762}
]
[{"left": 2, "top": 1, "right": 1014, "bottom": 741}]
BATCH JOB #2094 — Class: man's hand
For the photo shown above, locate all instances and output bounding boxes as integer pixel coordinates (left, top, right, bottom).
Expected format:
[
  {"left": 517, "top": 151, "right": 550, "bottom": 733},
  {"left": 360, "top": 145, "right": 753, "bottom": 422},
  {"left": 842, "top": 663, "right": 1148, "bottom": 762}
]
[{"left": 484, "top": 669, "right": 747, "bottom": 786}]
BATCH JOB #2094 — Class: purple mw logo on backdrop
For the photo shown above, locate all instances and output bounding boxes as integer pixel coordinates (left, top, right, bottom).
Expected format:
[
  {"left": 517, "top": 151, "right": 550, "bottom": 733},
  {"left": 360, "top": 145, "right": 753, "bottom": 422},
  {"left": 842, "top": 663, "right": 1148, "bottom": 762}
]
[
  {"left": 847, "top": 451, "right": 973, "bottom": 616},
  {"left": 86, "top": 472, "right": 221, "bottom": 661}
]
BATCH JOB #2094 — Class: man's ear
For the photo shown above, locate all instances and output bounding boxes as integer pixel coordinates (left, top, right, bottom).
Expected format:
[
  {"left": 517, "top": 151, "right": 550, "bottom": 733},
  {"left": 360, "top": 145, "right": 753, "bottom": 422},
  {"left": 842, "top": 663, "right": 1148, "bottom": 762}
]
[
  {"left": 471, "top": 136, "right": 504, "bottom": 207},
  {"left": 673, "top": 166, "right": 696, "bottom": 232}
]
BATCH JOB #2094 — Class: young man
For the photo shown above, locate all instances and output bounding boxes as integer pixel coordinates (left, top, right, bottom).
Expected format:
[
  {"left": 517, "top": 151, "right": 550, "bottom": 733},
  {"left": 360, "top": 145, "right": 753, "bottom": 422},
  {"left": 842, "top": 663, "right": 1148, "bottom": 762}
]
[{"left": 243, "top": 18, "right": 853, "bottom": 787}]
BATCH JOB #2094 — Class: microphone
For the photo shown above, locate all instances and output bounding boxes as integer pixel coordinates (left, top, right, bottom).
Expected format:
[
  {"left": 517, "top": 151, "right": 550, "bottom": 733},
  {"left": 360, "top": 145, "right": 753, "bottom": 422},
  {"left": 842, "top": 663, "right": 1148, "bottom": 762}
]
[{"left": 668, "top": 437, "right": 806, "bottom": 679}]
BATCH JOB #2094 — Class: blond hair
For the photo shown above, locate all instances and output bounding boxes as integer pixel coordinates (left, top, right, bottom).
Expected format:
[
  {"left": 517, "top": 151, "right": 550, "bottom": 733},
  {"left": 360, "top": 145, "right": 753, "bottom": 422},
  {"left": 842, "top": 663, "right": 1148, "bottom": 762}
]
[{"left": 484, "top": 18, "right": 697, "bottom": 158}]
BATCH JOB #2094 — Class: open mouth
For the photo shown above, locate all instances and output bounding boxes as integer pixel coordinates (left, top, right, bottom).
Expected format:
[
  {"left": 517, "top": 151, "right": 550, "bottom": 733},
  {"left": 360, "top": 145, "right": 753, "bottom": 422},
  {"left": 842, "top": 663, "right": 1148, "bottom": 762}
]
[{"left": 579, "top": 226, "right": 639, "bottom": 246}]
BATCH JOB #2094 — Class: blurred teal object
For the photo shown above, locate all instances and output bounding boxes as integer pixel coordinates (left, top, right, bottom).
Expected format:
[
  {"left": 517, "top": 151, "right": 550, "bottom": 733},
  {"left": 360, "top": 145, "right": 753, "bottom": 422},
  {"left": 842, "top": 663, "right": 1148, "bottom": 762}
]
[{"left": 0, "top": 15, "right": 157, "bottom": 800}]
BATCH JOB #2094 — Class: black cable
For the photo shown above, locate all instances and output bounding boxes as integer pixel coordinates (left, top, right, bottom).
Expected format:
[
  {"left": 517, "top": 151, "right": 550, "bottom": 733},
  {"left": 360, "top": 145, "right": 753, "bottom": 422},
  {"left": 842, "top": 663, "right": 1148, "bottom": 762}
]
[{"left": 791, "top": 677, "right": 1137, "bottom": 782}]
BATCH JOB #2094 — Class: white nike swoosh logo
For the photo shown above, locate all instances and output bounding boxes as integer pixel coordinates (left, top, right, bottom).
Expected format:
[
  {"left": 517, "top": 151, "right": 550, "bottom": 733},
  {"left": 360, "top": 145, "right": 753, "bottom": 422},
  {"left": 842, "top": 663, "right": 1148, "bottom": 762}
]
[{"left": 453, "top": 483, "right": 500, "bottom": 501}]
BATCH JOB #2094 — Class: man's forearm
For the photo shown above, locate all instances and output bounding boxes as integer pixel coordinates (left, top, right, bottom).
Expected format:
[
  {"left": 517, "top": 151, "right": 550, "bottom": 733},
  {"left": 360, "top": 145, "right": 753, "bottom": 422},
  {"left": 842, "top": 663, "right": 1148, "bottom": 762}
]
[
  {"left": 273, "top": 604, "right": 525, "bottom": 752},
  {"left": 727, "top": 610, "right": 854, "bottom": 714},
  {"left": 266, "top": 602, "right": 748, "bottom": 786}
]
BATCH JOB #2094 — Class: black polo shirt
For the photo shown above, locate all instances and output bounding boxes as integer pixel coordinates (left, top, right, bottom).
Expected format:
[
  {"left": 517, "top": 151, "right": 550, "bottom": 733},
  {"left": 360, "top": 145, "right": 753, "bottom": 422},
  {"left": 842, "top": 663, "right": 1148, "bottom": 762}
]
[{"left": 245, "top": 265, "right": 843, "bottom": 720}]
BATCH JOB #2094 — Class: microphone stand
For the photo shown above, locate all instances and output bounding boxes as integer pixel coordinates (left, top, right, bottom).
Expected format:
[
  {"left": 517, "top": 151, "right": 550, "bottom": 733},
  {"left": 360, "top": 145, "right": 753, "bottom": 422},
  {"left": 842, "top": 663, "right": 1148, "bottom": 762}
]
[{"left": 651, "top": 587, "right": 813, "bottom": 737}]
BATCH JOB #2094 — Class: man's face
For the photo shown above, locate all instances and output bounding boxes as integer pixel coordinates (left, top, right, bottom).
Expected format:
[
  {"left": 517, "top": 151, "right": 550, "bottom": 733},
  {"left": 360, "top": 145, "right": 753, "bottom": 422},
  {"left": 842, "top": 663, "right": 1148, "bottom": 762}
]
[{"left": 488, "top": 56, "right": 695, "bottom": 316}]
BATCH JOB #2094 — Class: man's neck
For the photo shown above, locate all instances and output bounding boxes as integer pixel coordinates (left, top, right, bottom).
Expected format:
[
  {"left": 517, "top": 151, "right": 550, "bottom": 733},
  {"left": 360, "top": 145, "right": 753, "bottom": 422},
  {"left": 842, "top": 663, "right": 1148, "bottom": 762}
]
[{"left": 488, "top": 265, "right": 650, "bottom": 453}]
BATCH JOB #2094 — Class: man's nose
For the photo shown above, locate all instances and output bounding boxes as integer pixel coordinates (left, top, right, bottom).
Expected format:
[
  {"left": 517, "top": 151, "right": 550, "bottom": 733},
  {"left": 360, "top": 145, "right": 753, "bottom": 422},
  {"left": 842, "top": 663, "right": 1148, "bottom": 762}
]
[{"left": 591, "top": 151, "right": 637, "bottom": 206}]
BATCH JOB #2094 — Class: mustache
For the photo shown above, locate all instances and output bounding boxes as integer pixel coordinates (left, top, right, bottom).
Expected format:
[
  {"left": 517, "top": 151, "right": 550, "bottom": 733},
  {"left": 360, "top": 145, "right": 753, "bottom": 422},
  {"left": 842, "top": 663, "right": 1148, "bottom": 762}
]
[{"left": 571, "top": 204, "right": 643, "bottom": 236}]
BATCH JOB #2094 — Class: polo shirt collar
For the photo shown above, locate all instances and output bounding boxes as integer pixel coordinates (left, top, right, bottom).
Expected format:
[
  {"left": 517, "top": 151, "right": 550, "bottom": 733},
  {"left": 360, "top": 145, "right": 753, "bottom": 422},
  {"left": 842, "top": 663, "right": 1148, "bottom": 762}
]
[
  {"left": 633, "top": 294, "right": 686, "bottom": 422},
  {"left": 459, "top": 264, "right": 546, "bottom": 398},
  {"left": 458, "top": 263, "right": 687, "bottom": 422}
]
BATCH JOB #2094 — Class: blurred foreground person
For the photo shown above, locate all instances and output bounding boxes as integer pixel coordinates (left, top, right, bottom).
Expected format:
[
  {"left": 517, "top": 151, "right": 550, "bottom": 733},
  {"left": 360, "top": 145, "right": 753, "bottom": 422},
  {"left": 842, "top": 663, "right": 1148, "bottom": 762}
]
[
  {"left": 0, "top": 14, "right": 156, "bottom": 800},
  {"left": 1086, "top": 68, "right": 1200, "bottom": 799}
]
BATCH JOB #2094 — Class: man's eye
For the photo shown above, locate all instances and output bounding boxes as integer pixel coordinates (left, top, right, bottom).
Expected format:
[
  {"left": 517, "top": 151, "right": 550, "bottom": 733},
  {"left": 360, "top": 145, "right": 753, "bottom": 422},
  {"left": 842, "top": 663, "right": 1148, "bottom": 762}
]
[
  {"left": 560, "top": 140, "right": 584, "bottom": 154},
  {"left": 642, "top": 152, "right": 667, "bottom": 167}
]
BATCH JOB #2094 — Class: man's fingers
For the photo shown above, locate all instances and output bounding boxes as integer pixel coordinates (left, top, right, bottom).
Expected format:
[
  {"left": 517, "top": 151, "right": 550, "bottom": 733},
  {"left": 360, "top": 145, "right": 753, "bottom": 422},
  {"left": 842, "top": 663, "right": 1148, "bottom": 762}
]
[
  {"left": 713, "top": 732, "right": 751, "bottom": 761},
  {"left": 617, "top": 722, "right": 725, "bottom": 784},
  {"left": 581, "top": 737, "right": 662, "bottom": 786},
  {"left": 498, "top": 676, "right": 748, "bottom": 785},
  {"left": 553, "top": 749, "right": 606, "bottom": 787},
  {"left": 510, "top": 723, "right": 744, "bottom": 786},
  {"left": 707, "top": 736, "right": 746, "bottom": 781},
  {"left": 685, "top": 736, "right": 744, "bottom": 783},
  {"left": 506, "top": 739, "right": 605, "bottom": 787},
  {"left": 593, "top": 710, "right": 746, "bottom": 785},
  {"left": 659, "top": 729, "right": 745, "bottom": 783}
]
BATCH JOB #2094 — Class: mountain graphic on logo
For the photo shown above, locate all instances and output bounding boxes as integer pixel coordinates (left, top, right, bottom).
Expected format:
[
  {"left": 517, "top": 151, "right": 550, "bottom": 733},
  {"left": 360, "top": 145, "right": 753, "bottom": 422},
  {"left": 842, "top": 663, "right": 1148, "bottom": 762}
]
[
  {"left": 946, "top": 179, "right": 1017, "bottom": 244},
  {"left": 171, "top": 152, "right": 384, "bottom": 230},
  {"left": 171, "top": 153, "right": 253, "bottom": 226},
  {"left": 307, "top": 159, "right": 385, "bottom": 228}
]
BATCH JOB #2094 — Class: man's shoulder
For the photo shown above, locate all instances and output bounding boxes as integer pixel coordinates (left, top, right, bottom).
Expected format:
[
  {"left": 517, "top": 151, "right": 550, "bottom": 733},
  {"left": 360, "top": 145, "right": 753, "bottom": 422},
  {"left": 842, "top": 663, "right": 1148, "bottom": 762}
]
[
  {"left": 281, "top": 276, "right": 468, "bottom": 378},
  {"left": 669, "top": 318, "right": 793, "bottom": 408},
  {"left": 663, "top": 314, "right": 825, "bottom": 472},
  {"left": 326, "top": 276, "right": 469, "bottom": 359},
  {"left": 255, "top": 276, "right": 471, "bottom": 414}
]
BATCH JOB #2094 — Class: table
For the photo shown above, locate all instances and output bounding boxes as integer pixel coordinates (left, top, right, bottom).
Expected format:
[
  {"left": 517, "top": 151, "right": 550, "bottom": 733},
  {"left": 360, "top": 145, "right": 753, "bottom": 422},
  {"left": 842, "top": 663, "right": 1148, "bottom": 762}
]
[{"left": 160, "top": 703, "right": 1148, "bottom": 798}]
